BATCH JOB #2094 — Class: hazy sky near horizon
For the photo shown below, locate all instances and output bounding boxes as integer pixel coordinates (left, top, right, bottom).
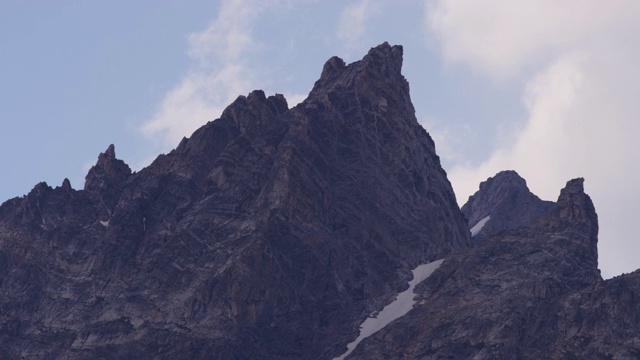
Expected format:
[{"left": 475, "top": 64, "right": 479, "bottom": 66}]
[{"left": 1, "top": 0, "right": 639, "bottom": 278}]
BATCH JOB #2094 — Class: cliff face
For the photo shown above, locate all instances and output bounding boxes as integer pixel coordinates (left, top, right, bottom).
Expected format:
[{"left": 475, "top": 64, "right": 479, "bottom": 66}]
[
  {"left": 346, "top": 178, "right": 640, "bottom": 359},
  {"left": 0, "top": 43, "right": 469, "bottom": 359},
  {"left": 2, "top": 43, "right": 639, "bottom": 360}
]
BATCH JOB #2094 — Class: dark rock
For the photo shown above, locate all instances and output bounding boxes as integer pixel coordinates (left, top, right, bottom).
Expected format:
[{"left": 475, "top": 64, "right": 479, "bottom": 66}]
[
  {"left": 62, "top": 178, "right": 72, "bottom": 190},
  {"left": 2, "top": 42, "right": 638, "bottom": 360},
  {"left": 84, "top": 144, "right": 132, "bottom": 219},
  {"left": 346, "top": 178, "right": 640, "bottom": 359},
  {"left": 0, "top": 43, "right": 469, "bottom": 359},
  {"left": 84, "top": 144, "right": 132, "bottom": 193},
  {"left": 461, "top": 170, "right": 554, "bottom": 243}
]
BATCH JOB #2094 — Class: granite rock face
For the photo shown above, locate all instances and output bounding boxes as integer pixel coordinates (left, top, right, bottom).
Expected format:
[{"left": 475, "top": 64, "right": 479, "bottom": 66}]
[
  {"left": 0, "top": 43, "right": 470, "bottom": 359},
  {"left": 2, "top": 42, "right": 639, "bottom": 360},
  {"left": 346, "top": 178, "right": 640, "bottom": 359},
  {"left": 461, "top": 170, "right": 554, "bottom": 243}
]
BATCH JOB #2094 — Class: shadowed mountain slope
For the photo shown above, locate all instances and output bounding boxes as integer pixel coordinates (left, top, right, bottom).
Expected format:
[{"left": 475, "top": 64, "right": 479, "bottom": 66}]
[
  {"left": 0, "top": 43, "right": 469, "bottom": 359},
  {"left": 347, "top": 179, "right": 640, "bottom": 359}
]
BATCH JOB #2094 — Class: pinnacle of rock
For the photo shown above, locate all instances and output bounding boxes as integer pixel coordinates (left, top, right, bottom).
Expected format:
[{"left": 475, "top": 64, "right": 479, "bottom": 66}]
[
  {"left": 61, "top": 178, "right": 72, "bottom": 190},
  {"left": 536, "top": 177, "right": 599, "bottom": 270},
  {"left": 83, "top": 144, "right": 132, "bottom": 215}
]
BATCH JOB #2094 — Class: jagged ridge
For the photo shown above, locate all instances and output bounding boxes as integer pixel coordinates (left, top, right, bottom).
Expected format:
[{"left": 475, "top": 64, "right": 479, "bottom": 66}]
[
  {"left": 0, "top": 43, "right": 469, "bottom": 359},
  {"left": 346, "top": 178, "right": 640, "bottom": 359}
]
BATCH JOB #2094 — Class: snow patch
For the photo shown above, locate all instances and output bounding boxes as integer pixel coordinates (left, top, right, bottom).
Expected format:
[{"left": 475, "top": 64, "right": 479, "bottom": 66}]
[
  {"left": 470, "top": 215, "right": 490, "bottom": 236},
  {"left": 333, "top": 259, "right": 445, "bottom": 360},
  {"left": 99, "top": 220, "right": 109, "bottom": 227}
]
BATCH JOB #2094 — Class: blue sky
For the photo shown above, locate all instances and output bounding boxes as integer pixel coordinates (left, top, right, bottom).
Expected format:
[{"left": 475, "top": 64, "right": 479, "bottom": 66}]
[{"left": 2, "top": 1, "right": 639, "bottom": 278}]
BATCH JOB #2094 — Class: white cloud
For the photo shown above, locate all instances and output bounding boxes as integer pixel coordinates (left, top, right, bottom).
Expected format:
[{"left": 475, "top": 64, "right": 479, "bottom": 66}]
[
  {"left": 426, "top": 0, "right": 634, "bottom": 80},
  {"left": 422, "top": 118, "right": 476, "bottom": 164},
  {"left": 139, "top": 0, "right": 265, "bottom": 148},
  {"left": 337, "top": 0, "right": 381, "bottom": 47},
  {"left": 426, "top": 0, "right": 640, "bottom": 277}
]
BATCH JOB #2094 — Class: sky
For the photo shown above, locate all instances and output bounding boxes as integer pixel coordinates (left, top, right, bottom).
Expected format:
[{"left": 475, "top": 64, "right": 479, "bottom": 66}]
[{"left": 1, "top": 0, "right": 639, "bottom": 278}]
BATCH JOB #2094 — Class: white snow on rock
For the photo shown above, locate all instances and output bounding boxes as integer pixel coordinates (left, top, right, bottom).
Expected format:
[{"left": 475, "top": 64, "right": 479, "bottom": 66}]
[
  {"left": 470, "top": 215, "right": 490, "bottom": 236},
  {"left": 99, "top": 220, "right": 109, "bottom": 227},
  {"left": 333, "top": 259, "right": 445, "bottom": 360}
]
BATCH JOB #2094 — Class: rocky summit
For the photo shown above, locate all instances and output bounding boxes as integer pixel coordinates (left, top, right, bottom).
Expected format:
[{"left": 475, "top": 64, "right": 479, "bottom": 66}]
[
  {"left": 346, "top": 178, "right": 640, "bottom": 359},
  {"left": 461, "top": 170, "right": 555, "bottom": 243},
  {"left": 0, "top": 43, "right": 468, "bottom": 359},
  {"left": 0, "top": 43, "right": 639, "bottom": 359}
]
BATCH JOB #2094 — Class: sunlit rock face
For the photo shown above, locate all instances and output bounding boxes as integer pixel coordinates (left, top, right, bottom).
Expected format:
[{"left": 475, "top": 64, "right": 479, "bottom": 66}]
[{"left": 0, "top": 43, "right": 469, "bottom": 359}]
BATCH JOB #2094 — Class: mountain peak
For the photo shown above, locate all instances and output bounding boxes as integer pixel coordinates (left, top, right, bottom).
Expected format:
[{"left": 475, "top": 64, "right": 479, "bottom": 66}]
[
  {"left": 537, "top": 177, "right": 599, "bottom": 269},
  {"left": 84, "top": 145, "right": 131, "bottom": 189},
  {"left": 480, "top": 170, "right": 527, "bottom": 191},
  {"left": 61, "top": 178, "right": 72, "bottom": 190},
  {"left": 318, "top": 42, "right": 402, "bottom": 82},
  {"left": 541, "top": 177, "right": 597, "bottom": 231},
  {"left": 105, "top": 143, "right": 116, "bottom": 159},
  {"left": 84, "top": 144, "right": 131, "bottom": 213},
  {"left": 347, "top": 176, "right": 607, "bottom": 360},
  {"left": 461, "top": 170, "right": 554, "bottom": 242},
  {"left": 310, "top": 43, "right": 407, "bottom": 98},
  {"left": 12, "top": 43, "right": 631, "bottom": 360},
  {"left": 362, "top": 42, "right": 403, "bottom": 77},
  {"left": 559, "top": 179, "right": 595, "bottom": 227},
  {"left": 320, "top": 55, "right": 347, "bottom": 80}
]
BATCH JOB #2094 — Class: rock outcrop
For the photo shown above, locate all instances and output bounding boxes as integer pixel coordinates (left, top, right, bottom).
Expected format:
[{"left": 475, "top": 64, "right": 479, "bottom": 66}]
[
  {"left": 1, "top": 42, "right": 639, "bottom": 360},
  {"left": 84, "top": 144, "right": 132, "bottom": 221},
  {"left": 345, "top": 178, "right": 640, "bottom": 359},
  {"left": 461, "top": 170, "right": 554, "bottom": 243},
  {"left": 0, "top": 43, "right": 469, "bottom": 359}
]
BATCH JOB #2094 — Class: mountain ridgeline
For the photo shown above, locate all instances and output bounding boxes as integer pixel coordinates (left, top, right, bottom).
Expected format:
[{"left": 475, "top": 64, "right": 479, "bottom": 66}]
[{"left": 0, "top": 43, "right": 639, "bottom": 359}]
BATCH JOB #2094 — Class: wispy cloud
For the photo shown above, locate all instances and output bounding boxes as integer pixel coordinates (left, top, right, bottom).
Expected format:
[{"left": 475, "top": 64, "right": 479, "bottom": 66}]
[
  {"left": 139, "top": 0, "right": 266, "bottom": 149},
  {"left": 336, "top": 0, "right": 381, "bottom": 48},
  {"left": 426, "top": 0, "right": 640, "bottom": 276}
]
